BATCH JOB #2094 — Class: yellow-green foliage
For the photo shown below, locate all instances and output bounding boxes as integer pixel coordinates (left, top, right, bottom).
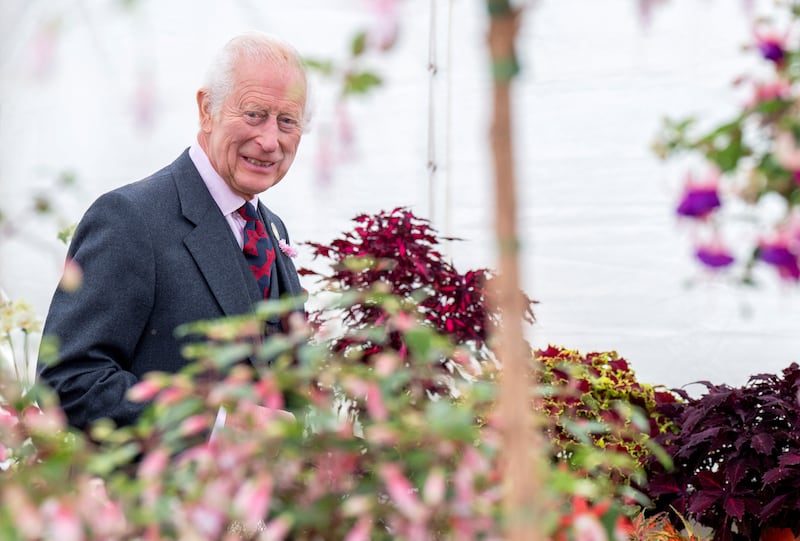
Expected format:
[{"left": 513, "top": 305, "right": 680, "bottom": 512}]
[{"left": 535, "top": 345, "right": 678, "bottom": 476}]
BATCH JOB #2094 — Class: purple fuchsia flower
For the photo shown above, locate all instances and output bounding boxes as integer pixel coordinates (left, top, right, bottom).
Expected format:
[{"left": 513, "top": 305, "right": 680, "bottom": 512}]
[
  {"left": 759, "top": 231, "right": 800, "bottom": 281},
  {"left": 695, "top": 240, "right": 735, "bottom": 269},
  {"left": 676, "top": 170, "right": 722, "bottom": 219},
  {"left": 754, "top": 29, "right": 788, "bottom": 65}
]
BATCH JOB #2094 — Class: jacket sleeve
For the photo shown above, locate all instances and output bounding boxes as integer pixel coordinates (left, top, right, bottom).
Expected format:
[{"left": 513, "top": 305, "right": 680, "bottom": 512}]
[{"left": 39, "top": 191, "right": 155, "bottom": 429}]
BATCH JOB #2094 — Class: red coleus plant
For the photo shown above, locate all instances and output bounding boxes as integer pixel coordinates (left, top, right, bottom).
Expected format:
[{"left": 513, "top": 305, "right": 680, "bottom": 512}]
[
  {"left": 301, "top": 207, "right": 536, "bottom": 371},
  {"left": 646, "top": 362, "right": 800, "bottom": 541}
]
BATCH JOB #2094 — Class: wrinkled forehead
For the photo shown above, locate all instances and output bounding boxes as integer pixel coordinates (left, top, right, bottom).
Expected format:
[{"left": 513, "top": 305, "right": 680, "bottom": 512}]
[{"left": 233, "top": 54, "right": 307, "bottom": 108}]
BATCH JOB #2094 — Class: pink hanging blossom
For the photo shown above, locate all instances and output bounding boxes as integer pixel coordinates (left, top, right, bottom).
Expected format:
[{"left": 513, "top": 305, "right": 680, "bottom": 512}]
[
  {"left": 29, "top": 19, "right": 60, "bottom": 80},
  {"left": 133, "top": 69, "right": 157, "bottom": 132},
  {"left": 337, "top": 100, "right": 355, "bottom": 160},
  {"left": 368, "top": 0, "right": 401, "bottom": 51},
  {"left": 746, "top": 79, "right": 791, "bottom": 108},
  {"left": 315, "top": 129, "right": 334, "bottom": 186}
]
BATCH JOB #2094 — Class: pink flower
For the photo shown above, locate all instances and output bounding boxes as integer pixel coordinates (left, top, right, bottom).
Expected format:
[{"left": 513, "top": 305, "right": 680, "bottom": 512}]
[
  {"left": 254, "top": 377, "right": 285, "bottom": 411},
  {"left": 278, "top": 238, "right": 298, "bottom": 258},
  {"left": 379, "top": 463, "right": 427, "bottom": 522},
  {"left": 368, "top": 0, "right": 401, "bottom": 51},
  {"left": 344, "top": 516, "right": 374, "bottom": 541},
  {"left": 43, "top": 501, "right": 83, "bottom": 541},
  {"left": 179, "top": 414, "right": 211, "bottom": 437},
  {"left": 262, "top": 514, "right": 293, "bottom": 540},
  {"left": 573, "top": 514, "right": 610, "bottom": 541},
  {"left": 366, "top": 382, "right": 388, "bottom": 421},
  {"left": 127, "top": 379, "right": 162, "bottom": 403},
  {"left": 59, "top": 258, "right": 83, "bottom": 292},
  {"left": 232, "top": 476, "right": 273, "bottom": 532},
  {"left": 423, "top": 467, "right": 446, "bottom": 506},
  {"left": 774, "top": 130, "right": 800, "bottom": 172},
  {"left": 138, "top": 448, "right": 170, "bottom": 480},
  {"left": 747, "top": 79, "right": 791, "bottom": 108}
]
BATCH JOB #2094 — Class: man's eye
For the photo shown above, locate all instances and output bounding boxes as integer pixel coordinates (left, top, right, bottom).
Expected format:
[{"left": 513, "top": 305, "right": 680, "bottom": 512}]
[
  {"left": 279, "top": 116, "right": 299, "bottom": 128},
  {"left": 244, "top": 111, "right": 262, "bottom": 121}
]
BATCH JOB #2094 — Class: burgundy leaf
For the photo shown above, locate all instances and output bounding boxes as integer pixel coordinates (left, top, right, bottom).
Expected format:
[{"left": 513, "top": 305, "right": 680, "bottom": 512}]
[
  {"left": 751, "top": 432, "right": 776, "bottom": 455},
  {"left": 723, "top": 496, "right": 746, "bottom": 521}
]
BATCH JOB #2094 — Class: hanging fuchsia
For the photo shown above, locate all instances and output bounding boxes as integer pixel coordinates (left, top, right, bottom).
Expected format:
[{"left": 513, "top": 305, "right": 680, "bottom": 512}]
[
  {"left": 655, "top": 8, "right": 800, "bottom": 285},
  {"left": 676, "top": 170, "right": 722, "bottom": 219}
]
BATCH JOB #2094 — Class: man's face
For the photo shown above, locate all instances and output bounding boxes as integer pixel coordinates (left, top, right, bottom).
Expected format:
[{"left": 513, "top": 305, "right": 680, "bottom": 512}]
[{"left": 198, "top": 57, "right": 306, "bottom": 199}]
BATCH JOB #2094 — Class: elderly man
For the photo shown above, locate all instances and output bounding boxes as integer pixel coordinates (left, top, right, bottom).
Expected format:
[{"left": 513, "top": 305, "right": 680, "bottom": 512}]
[{"left": 39, "top": 32, "right": 307, "bottom": 430}]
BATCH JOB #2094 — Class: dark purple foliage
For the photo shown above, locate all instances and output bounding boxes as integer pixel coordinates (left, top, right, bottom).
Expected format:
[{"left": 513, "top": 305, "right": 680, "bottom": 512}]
[{"left": 646, "top": 363, "right": 800, "bottom": 541}]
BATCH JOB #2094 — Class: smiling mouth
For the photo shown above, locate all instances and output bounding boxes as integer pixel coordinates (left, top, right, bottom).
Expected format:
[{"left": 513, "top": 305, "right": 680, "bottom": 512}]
[{"left": 244, "top": 157, "right": 274, "bottom": 168}]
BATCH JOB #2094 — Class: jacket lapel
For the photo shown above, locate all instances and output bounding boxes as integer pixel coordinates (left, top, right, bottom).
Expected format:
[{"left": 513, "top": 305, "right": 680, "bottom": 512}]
[{"left": 172, "top": 151, "right": 260, "bottom": 316}]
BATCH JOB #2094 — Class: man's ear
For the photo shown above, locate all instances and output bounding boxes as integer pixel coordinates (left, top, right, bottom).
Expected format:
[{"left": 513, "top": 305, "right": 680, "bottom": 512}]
[{"left": 197, "top": 90, "right": 212, "bottom": 131}]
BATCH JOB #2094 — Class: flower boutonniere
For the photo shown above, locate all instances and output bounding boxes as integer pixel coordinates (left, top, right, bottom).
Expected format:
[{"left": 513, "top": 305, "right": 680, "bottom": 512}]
[{"left": 271, "top": 222, "right": 298, "bottom": 258}]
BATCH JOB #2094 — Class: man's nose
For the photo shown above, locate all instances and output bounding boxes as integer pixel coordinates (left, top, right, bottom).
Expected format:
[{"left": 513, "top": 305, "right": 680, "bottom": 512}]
[{"left": 255, "top": 117, "right": 279, "bottom": 152}]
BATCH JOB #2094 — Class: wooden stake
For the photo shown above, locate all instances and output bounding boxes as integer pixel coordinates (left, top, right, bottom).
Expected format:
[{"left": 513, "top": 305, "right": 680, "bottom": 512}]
[{"left": 487, "top": 4, "right": 545, "bottom": 540}]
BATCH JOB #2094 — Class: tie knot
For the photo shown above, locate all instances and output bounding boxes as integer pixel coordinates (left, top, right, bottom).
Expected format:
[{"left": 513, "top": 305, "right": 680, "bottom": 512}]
[{"left": 237, "top": 202, "right": 258, "bottom": 222}]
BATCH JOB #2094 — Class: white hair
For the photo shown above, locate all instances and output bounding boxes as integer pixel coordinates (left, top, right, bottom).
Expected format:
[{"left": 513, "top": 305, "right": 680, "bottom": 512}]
[{"left": 201, "top": 31, "right": 313, "bottom": 130}]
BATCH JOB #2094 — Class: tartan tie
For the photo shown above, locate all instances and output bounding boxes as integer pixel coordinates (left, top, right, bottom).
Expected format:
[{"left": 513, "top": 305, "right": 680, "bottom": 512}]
[{"left": 238, "top": 202, "right": 276, "bottom": 300}]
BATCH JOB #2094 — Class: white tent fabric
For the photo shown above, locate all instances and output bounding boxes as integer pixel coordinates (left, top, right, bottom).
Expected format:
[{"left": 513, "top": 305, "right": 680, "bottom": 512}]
[{"left": 1, "top": 0, "right": 797, "bottom": 391}]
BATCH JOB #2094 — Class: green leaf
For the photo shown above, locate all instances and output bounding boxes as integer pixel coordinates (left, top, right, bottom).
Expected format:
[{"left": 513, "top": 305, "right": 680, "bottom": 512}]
[
  {"left": 343, "top": 71, "right": 382, "bottom": 96},
  {"left": 303, "top": 58, "right": 335, "bottom": 76},
  {"left": 403, "top": 327, "right": 433, "bottom": 360},
  {"left": 705, "top": 126, "right": 746, "bottom": 172},
  {"left": 351, "top": 31, "right": 367, "bottom": 57},
  {"left": 87, "top": 442, "right": 141, "bottom": 476},
  {"left": 57, "top": 223, "right": 77, "bottom": 244},
  {"left": 425, "top": 400, "right": 476, "bottom": 440}
]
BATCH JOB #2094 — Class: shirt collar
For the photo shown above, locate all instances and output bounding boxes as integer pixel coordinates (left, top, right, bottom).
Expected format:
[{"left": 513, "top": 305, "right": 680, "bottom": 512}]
[{"left": 188, "top": 142, "right": 259, "bottom": 216}]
